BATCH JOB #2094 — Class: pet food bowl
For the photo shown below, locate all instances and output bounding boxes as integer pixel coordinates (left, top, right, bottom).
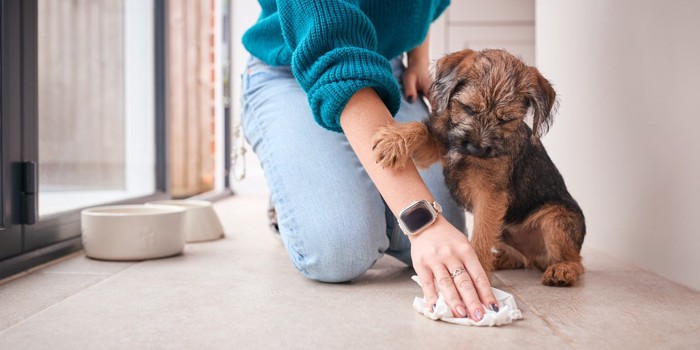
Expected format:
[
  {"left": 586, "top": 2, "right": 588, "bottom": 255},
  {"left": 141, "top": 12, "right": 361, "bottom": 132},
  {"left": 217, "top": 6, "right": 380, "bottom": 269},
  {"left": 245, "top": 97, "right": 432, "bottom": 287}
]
[
  {"left": 81, "top": 205, "right": 187, "bottom": 261},
  {"left": 145, "top": 200, "right": 225, "bottom": 242}
]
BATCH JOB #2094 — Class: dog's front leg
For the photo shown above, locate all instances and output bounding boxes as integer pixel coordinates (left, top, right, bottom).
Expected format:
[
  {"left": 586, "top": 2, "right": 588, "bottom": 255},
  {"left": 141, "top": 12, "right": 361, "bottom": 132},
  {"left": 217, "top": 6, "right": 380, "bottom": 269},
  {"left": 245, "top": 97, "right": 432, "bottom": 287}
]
[
  {"left": 469, "top": 193, "right": 509, "bottom": 280},
  {"left": 372, "top": 122, "right": 443, "bottom": 169}
]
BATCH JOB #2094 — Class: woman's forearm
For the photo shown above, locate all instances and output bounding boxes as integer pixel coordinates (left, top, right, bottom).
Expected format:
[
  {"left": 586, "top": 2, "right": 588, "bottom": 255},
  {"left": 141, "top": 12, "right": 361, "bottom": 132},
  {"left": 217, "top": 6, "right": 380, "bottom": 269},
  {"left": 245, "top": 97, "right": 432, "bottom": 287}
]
[{"left": 340, "top": 88, "right": 442, "bottom": 230}]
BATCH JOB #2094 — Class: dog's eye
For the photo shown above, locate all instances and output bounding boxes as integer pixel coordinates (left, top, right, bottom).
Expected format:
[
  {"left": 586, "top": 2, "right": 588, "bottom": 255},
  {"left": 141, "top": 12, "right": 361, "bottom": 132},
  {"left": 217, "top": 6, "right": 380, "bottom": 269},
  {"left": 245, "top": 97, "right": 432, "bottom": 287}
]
[
  {"left": 497, "top": 118, "right": 518, "bottom": 126},
  {"left": 462, "top": 105, "right": 476, "bottom": 116}
]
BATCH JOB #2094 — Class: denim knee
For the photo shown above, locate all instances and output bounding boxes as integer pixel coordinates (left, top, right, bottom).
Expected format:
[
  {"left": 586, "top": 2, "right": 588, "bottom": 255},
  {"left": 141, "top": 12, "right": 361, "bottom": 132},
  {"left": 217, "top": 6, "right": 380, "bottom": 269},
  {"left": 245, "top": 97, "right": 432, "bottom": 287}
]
[
  {"left": 292, "top": 245, "right": 379, "bottom": 283},
  {"left": 284, "top": 220, "right": 387, "bottom": 283}
]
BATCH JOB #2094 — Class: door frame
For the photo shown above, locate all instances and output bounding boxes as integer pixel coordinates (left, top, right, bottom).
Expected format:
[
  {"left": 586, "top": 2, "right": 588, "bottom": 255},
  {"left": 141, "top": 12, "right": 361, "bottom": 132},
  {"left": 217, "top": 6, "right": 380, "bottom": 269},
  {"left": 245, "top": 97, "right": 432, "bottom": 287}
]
[{"left": 0, "top": 0, "right": 25, "bottom": 263}]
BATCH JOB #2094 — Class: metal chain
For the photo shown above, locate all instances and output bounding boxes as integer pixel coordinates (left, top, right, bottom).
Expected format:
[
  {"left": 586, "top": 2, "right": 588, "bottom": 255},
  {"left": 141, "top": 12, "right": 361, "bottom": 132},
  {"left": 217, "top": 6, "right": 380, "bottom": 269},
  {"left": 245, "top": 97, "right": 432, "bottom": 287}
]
[{"left": 230, "top": 123, "right": 247, "bottom": 181}]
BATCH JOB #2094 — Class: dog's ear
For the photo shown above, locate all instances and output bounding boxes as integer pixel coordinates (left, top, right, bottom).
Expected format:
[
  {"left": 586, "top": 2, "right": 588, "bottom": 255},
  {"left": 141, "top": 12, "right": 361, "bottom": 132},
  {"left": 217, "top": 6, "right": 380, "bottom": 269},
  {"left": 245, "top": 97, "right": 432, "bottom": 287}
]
[
  {"left": 527, "top": 67, "right": 557, "bottom": 143},
  {"left": 429, "top": 49, "right": 475, "bottom": 115}
]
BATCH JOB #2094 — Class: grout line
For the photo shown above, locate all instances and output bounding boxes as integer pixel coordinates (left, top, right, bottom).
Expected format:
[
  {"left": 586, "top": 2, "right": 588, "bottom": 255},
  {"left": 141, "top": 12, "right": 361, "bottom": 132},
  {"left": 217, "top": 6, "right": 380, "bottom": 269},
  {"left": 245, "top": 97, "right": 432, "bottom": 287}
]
[
  {"left": 0, "top": 251, "right": 84, "bottom": 287},
  {"left": 0, "top": 261, "right": 141, "bottom": 336},
  {"left": 40, "top": 271, "right": 125, "bottom": 276},
  {"left": 519, "top": 300, "right": 578, "bottom": 350}
]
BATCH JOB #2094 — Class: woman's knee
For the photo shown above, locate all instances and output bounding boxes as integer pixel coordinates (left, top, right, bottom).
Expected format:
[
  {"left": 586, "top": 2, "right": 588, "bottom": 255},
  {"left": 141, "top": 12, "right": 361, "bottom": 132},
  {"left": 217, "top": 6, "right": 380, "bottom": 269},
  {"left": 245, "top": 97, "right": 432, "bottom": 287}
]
[{"left": 284, "top": 220, "right": 387, "bottom": 283}]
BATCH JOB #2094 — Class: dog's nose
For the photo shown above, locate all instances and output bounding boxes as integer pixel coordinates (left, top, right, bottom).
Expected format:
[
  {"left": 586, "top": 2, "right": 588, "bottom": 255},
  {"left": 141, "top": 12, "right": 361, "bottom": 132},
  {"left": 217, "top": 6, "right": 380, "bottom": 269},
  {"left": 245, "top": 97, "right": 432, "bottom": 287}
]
[{"left": 465, "top": 143, "right": 491, "bottom": 157}]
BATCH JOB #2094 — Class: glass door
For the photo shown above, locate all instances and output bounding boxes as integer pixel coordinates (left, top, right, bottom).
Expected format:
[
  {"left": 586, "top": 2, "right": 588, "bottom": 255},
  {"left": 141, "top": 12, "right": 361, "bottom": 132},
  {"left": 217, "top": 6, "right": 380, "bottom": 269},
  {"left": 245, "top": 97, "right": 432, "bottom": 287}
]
[
  {"left": 1, "top": 0, "right": 232, "bottom": 278},
  {"left": 38, "top": 0, "right": 157, "bottom": 217},
  {"left": 0, "top": 0, "right": 168, "bottom": 277},
  {"left": 23, "top": 0, "right": 167, "bottom": 252}
]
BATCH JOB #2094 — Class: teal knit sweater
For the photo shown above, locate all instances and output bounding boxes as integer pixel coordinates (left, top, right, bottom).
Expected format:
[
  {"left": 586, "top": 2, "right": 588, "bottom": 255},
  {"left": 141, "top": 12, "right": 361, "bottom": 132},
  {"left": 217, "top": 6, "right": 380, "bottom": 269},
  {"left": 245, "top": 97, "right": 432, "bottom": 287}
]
[{"left": 242, "top": 0, "right": 450, "bottom": 132}]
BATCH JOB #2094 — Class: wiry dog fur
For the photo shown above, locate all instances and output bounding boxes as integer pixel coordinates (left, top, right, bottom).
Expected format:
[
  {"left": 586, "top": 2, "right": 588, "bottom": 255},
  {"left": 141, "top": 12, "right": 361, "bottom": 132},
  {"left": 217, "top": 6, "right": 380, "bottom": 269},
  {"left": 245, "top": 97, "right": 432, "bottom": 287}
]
[{"left": 372, "top": 49, "right": 586, "bottom": 286}]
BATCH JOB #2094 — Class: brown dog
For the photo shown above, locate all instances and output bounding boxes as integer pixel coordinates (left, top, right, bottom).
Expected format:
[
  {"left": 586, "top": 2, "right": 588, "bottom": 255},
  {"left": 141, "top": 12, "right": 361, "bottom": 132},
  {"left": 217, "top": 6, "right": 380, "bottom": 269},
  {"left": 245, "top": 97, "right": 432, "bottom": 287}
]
[{"left": 372, "top": 49, "right": 585, "bottom": 286}]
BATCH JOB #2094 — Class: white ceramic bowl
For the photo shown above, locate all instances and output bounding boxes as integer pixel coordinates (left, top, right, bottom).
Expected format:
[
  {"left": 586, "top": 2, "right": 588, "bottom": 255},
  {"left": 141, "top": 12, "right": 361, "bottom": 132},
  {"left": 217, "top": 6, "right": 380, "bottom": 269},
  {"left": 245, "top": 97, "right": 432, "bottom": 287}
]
[
  {"left": 81, "top": 205, "right": 186, "bottom": 261},
  {"left": 145, "top": 200, "right": 225, "bottom": 242}
]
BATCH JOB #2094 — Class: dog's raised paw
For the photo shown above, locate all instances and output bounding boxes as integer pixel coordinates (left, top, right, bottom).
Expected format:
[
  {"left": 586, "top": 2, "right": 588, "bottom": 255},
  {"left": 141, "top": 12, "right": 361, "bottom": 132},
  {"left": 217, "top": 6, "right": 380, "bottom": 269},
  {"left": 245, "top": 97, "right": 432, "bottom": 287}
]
[{"left": 371, "top": 126, "right": 410, "bottom": 169}]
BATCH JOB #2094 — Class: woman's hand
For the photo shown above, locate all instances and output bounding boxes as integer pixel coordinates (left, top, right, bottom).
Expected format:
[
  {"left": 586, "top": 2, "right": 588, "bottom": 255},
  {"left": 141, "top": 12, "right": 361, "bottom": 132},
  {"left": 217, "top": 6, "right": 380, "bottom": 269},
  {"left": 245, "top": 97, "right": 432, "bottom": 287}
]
[
  {"left": 402, "top": 58, "right": 432, "bottom": 103},
  {"left": 410, "top": 216, "right": 498, "bottom": 320},
  {"left": 404, "top": 32, "right": 432, "bottom": 103}
]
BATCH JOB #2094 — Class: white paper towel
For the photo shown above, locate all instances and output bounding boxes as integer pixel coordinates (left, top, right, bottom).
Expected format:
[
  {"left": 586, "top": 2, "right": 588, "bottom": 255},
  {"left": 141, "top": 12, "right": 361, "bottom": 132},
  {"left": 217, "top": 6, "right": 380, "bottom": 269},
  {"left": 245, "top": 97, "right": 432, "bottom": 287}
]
[{"left": 411, "top": 276, "right": 523, "bottom": 326}]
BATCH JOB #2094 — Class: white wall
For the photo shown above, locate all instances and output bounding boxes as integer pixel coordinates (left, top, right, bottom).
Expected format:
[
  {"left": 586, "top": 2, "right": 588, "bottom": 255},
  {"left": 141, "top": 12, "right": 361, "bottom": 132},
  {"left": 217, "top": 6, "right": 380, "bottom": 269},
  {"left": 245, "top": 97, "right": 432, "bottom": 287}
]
[
  {"left": 536, "top": 0, "right": 700, "bottom": 290},
  {"left": 231, "top": 0, "right": 259, "bottom": 128}
]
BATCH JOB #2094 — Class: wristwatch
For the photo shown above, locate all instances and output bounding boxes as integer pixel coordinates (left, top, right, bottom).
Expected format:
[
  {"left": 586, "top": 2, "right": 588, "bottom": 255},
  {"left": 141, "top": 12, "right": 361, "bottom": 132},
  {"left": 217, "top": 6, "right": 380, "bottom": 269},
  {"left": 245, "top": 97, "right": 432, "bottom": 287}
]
[{"left": 398, "top": 200, "right": 442, "bottom": 236}]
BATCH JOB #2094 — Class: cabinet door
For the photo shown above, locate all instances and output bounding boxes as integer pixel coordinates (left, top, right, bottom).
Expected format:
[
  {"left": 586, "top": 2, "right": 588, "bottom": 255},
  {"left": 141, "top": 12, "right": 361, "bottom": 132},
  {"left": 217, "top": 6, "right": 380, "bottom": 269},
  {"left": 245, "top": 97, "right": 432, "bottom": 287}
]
[
  {"left": 449, "top": 0, "right": 535, "bottom": 22},
  {"left": 448, "top": 25, "right": 536, "bottom": 65}
]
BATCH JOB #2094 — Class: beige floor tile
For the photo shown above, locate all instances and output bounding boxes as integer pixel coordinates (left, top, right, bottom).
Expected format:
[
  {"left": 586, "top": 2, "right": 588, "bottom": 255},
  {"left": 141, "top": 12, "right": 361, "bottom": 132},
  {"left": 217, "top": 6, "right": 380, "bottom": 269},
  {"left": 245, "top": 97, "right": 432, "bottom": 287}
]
[
  {"left": 0, "top": 272, "right": 108, "bottom": 332},
  {"left": 41, "top": 255, "right": 135, "bottom": 275},
  {"left": 579, "top": 245, "right": 639, "bottom": 272},
  {"left": 496, "top": 269, "right": 700, "bottom": 349}
]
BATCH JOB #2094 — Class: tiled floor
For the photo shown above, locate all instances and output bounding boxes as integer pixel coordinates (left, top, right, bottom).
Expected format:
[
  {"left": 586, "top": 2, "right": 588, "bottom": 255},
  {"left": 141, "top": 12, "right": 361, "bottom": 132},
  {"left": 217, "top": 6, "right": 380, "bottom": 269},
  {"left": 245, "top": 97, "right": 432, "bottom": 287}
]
[{"left": 1, "top": 192, "right": 699, "bottom": 349}]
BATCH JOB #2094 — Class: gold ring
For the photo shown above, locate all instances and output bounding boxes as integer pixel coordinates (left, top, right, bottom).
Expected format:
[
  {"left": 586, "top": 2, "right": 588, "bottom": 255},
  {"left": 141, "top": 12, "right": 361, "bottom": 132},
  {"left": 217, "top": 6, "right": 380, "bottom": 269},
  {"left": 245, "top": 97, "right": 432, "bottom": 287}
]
[{"left": 450, "top": 268, "right": 466, "bottom": 279}]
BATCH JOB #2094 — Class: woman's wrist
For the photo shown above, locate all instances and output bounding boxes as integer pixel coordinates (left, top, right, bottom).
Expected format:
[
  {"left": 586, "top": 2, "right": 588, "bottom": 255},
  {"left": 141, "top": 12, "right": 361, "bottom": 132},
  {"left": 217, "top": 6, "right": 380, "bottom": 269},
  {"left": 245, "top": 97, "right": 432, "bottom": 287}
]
[
  {"left": 406, "top": 213, "right": 453, "bottom": 242},
  {"left": 407, "top": 32, "right": 430, "bottom": 68}
]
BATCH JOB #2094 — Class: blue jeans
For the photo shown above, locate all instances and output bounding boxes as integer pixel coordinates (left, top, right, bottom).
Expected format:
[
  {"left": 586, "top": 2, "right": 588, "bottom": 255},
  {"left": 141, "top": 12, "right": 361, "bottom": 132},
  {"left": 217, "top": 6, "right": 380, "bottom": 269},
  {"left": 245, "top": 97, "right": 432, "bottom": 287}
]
[{"left": 240, "top": 56, "right": 465, "bottom": 282}]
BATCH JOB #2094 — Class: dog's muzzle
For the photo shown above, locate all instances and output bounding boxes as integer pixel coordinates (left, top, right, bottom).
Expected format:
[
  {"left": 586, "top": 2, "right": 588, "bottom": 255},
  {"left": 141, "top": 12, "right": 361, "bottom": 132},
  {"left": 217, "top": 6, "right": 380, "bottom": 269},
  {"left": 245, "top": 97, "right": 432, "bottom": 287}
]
[{"left": 463, "top": 142, "right": 492, "bottom": 158}]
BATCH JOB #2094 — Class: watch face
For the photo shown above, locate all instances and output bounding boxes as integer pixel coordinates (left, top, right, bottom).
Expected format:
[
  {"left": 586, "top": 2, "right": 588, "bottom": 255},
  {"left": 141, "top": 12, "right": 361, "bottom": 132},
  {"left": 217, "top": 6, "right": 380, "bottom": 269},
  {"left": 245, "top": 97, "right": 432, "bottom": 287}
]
[{"left": 401, "top": 203, "right": 434, "bottom": 233}]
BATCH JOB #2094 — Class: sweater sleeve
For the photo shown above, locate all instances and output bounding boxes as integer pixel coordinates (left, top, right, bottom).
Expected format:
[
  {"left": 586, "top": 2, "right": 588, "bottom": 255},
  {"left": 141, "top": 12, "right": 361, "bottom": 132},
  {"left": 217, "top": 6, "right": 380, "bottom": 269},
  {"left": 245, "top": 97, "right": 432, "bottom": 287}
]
[{"left": 276, "top": 0, "right": 402, "bottom": 133}]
